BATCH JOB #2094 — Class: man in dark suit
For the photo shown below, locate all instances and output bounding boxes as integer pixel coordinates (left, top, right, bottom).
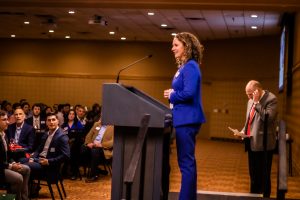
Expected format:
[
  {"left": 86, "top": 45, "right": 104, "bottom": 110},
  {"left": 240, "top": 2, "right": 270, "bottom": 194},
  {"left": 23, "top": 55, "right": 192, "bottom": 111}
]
[
  {"left": 240, "top": 80, "right": 278, "bottom": 197},
  {"left": 25, "top": 103, "right": 47, "bottom": 151},
  {"left": 1, "top": 110, "right": 30, "bottom": 200},
  {"left": 7, "top": 108, "right": 35, "bottom": 153},
  {"left": 25, "top": 103, "right": 46, "bottom": 131},
  {"left": 23, "top": 112, "right": 70, "bottom": 183}
]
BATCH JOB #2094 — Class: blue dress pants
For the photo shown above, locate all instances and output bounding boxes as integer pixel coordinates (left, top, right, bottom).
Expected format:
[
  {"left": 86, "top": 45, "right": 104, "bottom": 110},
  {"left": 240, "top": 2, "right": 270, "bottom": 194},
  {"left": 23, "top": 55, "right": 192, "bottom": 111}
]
[{"left": 175, "top": 124, "right": 200, "bottom": 200}]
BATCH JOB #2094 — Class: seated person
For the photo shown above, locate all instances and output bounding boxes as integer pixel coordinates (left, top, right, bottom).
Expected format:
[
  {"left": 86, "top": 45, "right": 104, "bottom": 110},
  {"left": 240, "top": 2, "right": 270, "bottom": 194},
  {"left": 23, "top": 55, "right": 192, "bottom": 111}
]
[
  {"left": 6, "top": 108, "right": 35, "bottom": 158},
  {"left": 25, "top": 103, "right": 46, "bottom": 131},
  {"left": 25, "top": 103, "right": 47, "bottom": 152},
  {"left": 61, "top": 109, "right": 84, "bottom": 180},
  {"left": 80, "top": 119, "right": 113, "bottom": 182},
  {"left": 0, "top": 110, "right": 30, "bottom": 200},
  {"left": 22, "top": 112, "right": 70, "bottom": 189}
]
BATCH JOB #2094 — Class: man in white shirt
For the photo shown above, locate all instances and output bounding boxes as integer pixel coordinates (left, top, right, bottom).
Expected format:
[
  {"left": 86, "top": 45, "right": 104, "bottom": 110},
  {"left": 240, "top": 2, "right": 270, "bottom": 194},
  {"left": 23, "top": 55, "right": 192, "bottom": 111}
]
[{"left": 23, "top": 112, "right": 70, "bottom": 196}]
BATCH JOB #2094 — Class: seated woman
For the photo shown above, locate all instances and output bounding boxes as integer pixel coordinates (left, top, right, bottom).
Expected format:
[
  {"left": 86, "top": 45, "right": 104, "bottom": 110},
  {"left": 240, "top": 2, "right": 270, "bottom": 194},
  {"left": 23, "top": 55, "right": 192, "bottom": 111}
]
[{"left": 61, "top": 109, "right": 84, "bottom": 180}]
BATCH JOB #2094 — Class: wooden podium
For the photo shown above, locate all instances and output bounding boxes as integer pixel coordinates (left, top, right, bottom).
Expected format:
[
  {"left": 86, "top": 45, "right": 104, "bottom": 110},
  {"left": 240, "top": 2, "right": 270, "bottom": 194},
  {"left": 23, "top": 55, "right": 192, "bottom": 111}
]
[{"left": 102, "top": 83, "right": 172, "bottom": 200}]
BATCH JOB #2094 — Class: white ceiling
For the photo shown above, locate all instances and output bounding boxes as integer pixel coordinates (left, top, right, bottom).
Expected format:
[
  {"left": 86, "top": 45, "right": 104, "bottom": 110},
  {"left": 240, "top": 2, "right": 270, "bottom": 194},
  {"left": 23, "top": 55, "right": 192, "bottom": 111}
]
[{"left": 0, "top": 0, "right": 298, "bottom": 42}]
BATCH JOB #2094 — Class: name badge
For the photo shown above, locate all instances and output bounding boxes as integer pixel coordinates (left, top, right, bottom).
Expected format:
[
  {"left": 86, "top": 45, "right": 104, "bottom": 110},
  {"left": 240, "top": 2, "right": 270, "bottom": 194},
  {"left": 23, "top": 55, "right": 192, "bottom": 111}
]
[
  {"left": 96, "top": 127, "right": 100, "bottom": 130},
  {"left": 50, "top": 147, "right": 55, "bottom": 152}
]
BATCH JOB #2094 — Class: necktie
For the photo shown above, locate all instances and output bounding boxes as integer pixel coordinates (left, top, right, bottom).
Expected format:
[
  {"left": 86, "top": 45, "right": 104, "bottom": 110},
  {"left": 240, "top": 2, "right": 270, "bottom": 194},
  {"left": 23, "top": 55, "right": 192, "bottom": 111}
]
[
  {"left": 247, "top": 104, "right": 256, "bottom": 136},
  {"left": 35, "top": 118, "right": 40, "bottom": 129}
]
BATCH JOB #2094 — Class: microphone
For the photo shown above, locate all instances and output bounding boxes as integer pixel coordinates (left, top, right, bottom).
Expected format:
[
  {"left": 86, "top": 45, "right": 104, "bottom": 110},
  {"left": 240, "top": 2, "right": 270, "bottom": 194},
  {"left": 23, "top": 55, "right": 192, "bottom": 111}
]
[{"left": 116, "top": 54, "right": 153, "bottom": 83}]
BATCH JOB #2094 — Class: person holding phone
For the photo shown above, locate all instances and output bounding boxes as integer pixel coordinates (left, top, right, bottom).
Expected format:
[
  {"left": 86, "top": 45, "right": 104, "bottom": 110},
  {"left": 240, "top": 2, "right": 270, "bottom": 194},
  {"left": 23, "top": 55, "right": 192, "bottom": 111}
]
[{"left": 240, "top": 80, "right": 278, "bottom": 197}]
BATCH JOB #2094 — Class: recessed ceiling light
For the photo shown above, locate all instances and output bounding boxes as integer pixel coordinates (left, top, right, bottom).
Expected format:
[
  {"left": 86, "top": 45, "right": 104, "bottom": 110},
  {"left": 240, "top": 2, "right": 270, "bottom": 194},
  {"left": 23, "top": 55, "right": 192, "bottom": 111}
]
[
  {"left": 11, "top": 34, "right": 16, "bottom": 38},
  {"left": 49, "top": 30, "right": 54, "bottom": 33},
  {"left": 109, "top": 31, "right": 115, "bottom": 35},
  {"left": 251, "top": 26, "right": 258, "bottom": 29},
  {"left": 251, "top": 14, "right": 258, "bottom": 18},
  {"left": 121, "top": 37, "right": 126, "bottom": 40},
  {"left": 161, "top": 24, "right": 167, "bottom": 27},
  {"left": 24, "top": 21, "right": 30, "bottom": 25},
  {"left": 148, "top": 12, "right": 155, "bottom": 16},
  {"left": 65, "top": 35, "right": 71, "bottom": 39},
  {"left": 171, "top": 33, "right": 177, "bottom": 36},
  {"left": 68, "top": 10, "right": 75, "bottom": 14}
]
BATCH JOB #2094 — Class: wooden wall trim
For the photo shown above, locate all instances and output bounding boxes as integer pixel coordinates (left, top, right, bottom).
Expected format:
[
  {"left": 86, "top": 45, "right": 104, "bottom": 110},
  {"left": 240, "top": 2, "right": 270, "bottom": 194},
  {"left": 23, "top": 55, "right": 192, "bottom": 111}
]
[
  {"left": 0, "top": 72, "right": 172, "bottom": 81},
  {"left": 292, "top": 61, "right": 300, "bottom": 74},
  {"left": 0, "top": 72, "right": 278, "bottom": 82}
]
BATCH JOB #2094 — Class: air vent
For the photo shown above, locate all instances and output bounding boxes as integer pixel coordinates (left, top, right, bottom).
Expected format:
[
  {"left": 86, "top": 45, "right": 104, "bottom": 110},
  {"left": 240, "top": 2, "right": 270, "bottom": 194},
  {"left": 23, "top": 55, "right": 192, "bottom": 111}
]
[
  {"left": 160, "top": 27, "right": 176, "bottom": 31},
  {"left": 77, "top": 31, "right": 91, "bottom": 35},
  {"left": 185, "top": 17, "right": 206, "bottom": 21},
  {"left": 0, "top": 11, "right": 25, "bottom": 16},
  {"left": 35, "top": 14, "right": 56, "bottom": 19}
]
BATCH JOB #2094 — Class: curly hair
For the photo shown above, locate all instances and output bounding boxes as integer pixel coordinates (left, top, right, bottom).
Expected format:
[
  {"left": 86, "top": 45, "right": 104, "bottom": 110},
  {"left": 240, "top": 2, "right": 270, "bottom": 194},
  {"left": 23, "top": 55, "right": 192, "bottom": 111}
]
[{"left": 174, "top": 32, "right": 204, "bottom": 66}]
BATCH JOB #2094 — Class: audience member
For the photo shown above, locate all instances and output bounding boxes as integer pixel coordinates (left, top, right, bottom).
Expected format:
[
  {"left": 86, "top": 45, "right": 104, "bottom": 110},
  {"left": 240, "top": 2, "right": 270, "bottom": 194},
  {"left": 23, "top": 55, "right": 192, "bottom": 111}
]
[
  {"left": 2, "top": 101, "right": 13, "bottom": 117},
  {"left": 61, "top": 109, "right": 84, "bottom": 180},
  {"left": 63, "top": 103, "right": 71, "bottom": 121},
  {"left": 56, "top": 104, "right": 65, "bottom": 127},
  {"left": 26, "top": 104, "right": 47, "bottom": 152},
  {"left": 21, "top": 102, "right": 32, "bottom": 119},
  {"left": 6, "top": 108, "right": 35, "bottom": 154},
  {"left": 12, "top": 103, "right": 21, "bottom": 110},
  {"left": 85, "top": 104, "right": 101, "bottom": 136},
  {"left": 0, "top": 110, "right": 30, "bottom": 200},
  {"left": 52, "top": 104, "right": 58, "bottom": 113},
  {"left": 22, "top": 112, "right": 70, "bottom": 196},
  {"left": 44, "top": 106, "right": 53, "bottom": 115},
  {"left": 81, "top": 119, "right": 113, "bottom": 183},
  {"left": 76, "top": 105, "right": 87, "bottom": 127},
  {"left": 86, "top": 103, "right": 101, "bottom": 124},
  {"left": 25, "top": 104, "right": 46, "bottom": 131}
]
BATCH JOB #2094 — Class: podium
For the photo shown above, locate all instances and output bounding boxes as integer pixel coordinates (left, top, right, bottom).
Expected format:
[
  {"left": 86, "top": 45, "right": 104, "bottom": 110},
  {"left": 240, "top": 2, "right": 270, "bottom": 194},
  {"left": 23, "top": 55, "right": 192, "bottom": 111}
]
[{"left": 102, "top": 83, "right": 172, "bottom": 200}]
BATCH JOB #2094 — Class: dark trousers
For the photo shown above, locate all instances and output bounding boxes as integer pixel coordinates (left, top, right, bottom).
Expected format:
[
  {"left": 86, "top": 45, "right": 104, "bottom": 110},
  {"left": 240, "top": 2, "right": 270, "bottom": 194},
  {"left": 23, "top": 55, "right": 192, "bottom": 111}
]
[
  {"left": 175, "top": 124, "right": 200, "bottom": 200},
  {"left": 80, "top": 145, "right": 105, "bottom": 177},
  {"left": 248, "top": 149, "right": 273, "bottom": 197}
]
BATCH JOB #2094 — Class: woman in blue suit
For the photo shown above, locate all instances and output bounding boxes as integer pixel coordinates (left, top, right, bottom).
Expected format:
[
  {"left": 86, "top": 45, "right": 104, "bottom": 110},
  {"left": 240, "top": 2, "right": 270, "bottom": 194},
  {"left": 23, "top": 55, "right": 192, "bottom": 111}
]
[{"left": 164, "top": 32, "right": 206, "bottom": 200}]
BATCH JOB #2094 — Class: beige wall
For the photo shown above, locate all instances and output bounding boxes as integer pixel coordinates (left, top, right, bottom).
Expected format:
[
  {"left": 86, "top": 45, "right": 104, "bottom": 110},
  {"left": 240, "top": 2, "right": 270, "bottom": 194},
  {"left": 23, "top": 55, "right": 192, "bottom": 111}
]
[
  {"left": 0, "top": 40, "right": 174, "bottom": 77},
  {"left": 0, "top": 36, "right": 280, "bottom": 140}
]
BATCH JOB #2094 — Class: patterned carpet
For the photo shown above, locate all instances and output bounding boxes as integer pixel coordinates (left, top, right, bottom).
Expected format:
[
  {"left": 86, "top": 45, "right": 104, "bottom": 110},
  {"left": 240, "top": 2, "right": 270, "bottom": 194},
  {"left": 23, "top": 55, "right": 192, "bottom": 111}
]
[{"left": 31, "top": 139, "right": 300, "bottom": 200}]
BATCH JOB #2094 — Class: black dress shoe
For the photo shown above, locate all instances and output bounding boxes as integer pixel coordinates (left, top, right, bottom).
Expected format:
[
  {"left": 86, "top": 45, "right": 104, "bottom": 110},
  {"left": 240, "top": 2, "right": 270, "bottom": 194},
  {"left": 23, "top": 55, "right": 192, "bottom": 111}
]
[
  {"left": 97, "top": 169, "right": 108, "bottom": 175},
  {"left": 85, "top": 176, "right": 98, "bottom": 183},
  {"left": 29, "top": 184, "right": 41, "bottom": 198}
]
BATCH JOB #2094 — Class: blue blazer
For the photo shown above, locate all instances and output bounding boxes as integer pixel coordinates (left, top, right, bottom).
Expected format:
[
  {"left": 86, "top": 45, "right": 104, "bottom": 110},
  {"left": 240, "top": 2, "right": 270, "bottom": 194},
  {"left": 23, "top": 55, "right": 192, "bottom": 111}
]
[
  {"left": 31, "top": 128, "right": 70, "bottom": 182},
  {"left": 6, "top": 122, "right": 35, "bottom": 153},
  {"left": 170, "top": 59, "right": 206, "bottom": 127},
  {"left": 32, "top": 128, "right": 70, "bottom": 167}
]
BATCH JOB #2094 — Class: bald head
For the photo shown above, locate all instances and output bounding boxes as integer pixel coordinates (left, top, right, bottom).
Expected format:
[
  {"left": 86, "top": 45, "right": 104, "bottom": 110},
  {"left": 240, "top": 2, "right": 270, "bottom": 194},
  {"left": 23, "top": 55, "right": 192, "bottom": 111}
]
[{"left": 245, "top": 80, "right": 263, "bottom": 100}]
